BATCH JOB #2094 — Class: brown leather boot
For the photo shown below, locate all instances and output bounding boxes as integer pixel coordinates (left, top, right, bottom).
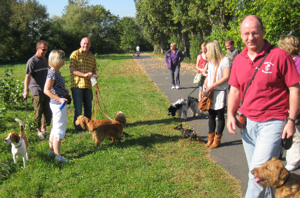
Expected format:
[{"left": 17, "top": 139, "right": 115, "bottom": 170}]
[
  {"left": 210, "top": 134, "right": 223, "bottom": 148},
  {"left": 205, "top": 132, "right": 215, "bottom": 147}
]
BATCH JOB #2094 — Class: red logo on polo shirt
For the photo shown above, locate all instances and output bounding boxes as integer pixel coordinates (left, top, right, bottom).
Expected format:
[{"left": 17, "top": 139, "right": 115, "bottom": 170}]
[{"left": 262, "top": 62, "right": 273, "bottom": 74}]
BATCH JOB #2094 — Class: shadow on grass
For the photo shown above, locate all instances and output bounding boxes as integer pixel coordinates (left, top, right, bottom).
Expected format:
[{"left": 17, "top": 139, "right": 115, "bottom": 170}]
[
  {"left": 126, "top": 117, "right": 179, "bottom": 128},
  {"left": 63, "top": 132, "right": 183, "bottom": 160}
]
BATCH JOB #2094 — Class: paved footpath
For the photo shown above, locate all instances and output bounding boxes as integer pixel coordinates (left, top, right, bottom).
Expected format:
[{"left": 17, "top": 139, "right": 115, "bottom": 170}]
[{"left": 134, "top": 53, "right": 300, "bottom": 196}]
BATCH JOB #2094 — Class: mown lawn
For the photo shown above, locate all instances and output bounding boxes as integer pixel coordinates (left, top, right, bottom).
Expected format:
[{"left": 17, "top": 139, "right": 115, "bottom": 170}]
[{"left": 0, "top": 54, "right": 242, "bottom": 197}]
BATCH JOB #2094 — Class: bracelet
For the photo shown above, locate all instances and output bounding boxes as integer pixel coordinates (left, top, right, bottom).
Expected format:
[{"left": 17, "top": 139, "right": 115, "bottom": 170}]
[
  {"left": 24, "top": 90, "right": 28, "bottom": 91},
  {"left": 288, "top": 117, "right": 296, "bottom": 123}
]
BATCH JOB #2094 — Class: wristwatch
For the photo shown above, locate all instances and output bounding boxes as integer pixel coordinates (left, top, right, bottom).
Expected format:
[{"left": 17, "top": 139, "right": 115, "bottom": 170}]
[{"left": 288, "top": 117, "right": 296, "bottom": 123}]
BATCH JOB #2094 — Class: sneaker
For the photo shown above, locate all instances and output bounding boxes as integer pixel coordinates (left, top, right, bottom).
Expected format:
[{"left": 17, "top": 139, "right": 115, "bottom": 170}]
[
  {"left": 175, "top": 85, "right": 180, "bottom": 89},
  {"left": 47, "top": 150, "right": 55, "bottom": 157},
  {"left": 55, "top": 155, "right": 68, "bottom": 163},
  {"left": 171, "top": 86, "right": 175, "bottom": 89},
  {"left": 285, "top": 164, "right": 299, "bottom": 171},
  {"left": 38, "top": 132, "right": 45, "bottom": 140}
]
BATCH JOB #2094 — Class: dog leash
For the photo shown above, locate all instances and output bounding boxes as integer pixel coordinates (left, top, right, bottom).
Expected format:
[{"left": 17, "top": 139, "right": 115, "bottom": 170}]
[
  {"left": 23, "top": 98, "right": 28, "bottom": 130},
  {"left": 188, "top": 84, "right": 200, "bottom": 97},
  {"left": 92, "top": 83, "right": 114, "bottom": 122}
]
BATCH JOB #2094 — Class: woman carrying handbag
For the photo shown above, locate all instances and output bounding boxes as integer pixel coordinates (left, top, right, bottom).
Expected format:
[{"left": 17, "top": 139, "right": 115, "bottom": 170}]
[{"left": 203, "top": 40, "right": 231, "bottom": 148}]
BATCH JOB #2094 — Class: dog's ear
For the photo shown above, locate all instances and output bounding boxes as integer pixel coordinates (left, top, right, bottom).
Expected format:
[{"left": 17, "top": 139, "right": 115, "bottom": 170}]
[
  {"left": 175, "top": 104, "right": 182, "bottom": 109},
  {"left": 278, "top": 164, "right": 289, "bottom": 186},
  {"left": 11, "top": 132, "right": 20, "bottom": 143}
]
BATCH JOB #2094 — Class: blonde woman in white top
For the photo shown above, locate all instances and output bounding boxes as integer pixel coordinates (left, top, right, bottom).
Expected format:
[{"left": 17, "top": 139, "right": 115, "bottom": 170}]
[{"left": 203, "top": 40, "right": 231, "bottom": 148}]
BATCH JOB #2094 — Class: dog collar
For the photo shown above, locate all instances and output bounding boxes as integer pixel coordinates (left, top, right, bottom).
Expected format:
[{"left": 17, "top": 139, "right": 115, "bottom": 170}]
[
  {"left": 15, "top": 141, "right": 22, "bottom": 148},
  {"left": 276, "top": 170, "right": 290, "bottom": 188}
]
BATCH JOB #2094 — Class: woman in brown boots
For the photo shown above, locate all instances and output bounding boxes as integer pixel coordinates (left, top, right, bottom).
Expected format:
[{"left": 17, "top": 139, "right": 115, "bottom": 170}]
[{"left": 202, "top": 40, "right": 231, "bottom": 148}]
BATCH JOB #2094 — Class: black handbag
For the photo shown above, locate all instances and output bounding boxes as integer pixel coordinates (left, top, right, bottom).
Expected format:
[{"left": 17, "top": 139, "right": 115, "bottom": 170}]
[{"left": 64, "top": 94, "right": 72, "bottom": 104}]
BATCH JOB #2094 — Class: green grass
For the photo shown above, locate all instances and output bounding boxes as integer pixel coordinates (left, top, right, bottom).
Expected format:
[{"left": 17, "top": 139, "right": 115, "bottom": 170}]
[{"left": 0, "top": 54, "right": 242, "bottom": 197}]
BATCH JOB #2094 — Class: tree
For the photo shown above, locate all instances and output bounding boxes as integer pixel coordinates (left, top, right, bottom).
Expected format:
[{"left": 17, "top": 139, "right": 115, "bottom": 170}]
[
  {"left": 0, "top": 0, "right": 48, "bottom": 63},
  {"left": 119, "top": 17, "right": 140, "bottom": 52},
  {"left": 59, "top": 3, "right": 120, "bottom": 54},
  {"left": 135, "top": 0, "right": 172, "bottom": 53}
]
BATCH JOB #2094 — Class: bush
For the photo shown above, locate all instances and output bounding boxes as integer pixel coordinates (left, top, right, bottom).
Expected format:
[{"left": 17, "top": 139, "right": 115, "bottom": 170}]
[
  {"left": 189, "top": 35, "right": 203, "bottom": 62},
  {"left": 0, "top": 102, "right": 7, "bottom": 131},
  {"left": 0, "top": 159, "right": 16, "bottom": 185},
  {"left": 0, "top": 69, "right": 24, "bottom": 107}
]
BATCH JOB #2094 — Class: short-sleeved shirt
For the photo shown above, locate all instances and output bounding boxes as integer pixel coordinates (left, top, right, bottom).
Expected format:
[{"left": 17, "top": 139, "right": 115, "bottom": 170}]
[
  {"left": 226, "top": 48, "right": 239, "bottom": 63},
  {"left": 46, "top": 69, "right": 68, "bottom": 105},
  {"left": 207, "top": 57, "right": 231, "bottom": 110},
  {"left": 26, "top": 55, "right": 49, "bottom": 95},
  {"left": 294, "top": 55, "right": 300, "bottom": 74},
  {"left": 69, "top": 48, "right": 97, "bottom": 90},
  {"left": 229, "top": 40, "right": 300, "bottom": 121}
]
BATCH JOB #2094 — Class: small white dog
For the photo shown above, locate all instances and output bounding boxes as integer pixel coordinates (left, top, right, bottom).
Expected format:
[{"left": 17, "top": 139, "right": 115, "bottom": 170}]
[
  {"left": 168, "top": 96, "right": 201, "bottom": 120},
  {"left": 4, "top": 118, "right": 29, "bottom": 168}
]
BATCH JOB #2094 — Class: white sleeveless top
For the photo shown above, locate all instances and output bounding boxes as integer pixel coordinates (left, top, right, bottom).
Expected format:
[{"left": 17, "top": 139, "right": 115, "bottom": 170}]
[{"left": 207, "top": 57, "right": 231, "bottom": 110}]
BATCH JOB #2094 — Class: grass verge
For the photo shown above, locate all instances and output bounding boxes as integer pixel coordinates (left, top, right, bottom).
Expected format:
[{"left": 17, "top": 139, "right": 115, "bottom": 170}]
[{"left": 0, "top": 54, "right": 242, "bottom": 197}]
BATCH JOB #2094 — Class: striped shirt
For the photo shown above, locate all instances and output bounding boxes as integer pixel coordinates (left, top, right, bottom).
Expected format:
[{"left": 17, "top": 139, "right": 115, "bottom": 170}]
[
  {"left": 69, "top": 48, "right": 97, "bottom": 89},
  {"left": 46, "top": 69, "right": 68, "bottom": 105}
]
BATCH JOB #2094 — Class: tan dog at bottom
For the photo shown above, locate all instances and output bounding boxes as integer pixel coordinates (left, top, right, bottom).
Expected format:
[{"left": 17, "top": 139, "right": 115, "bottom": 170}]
[
  {"left": 75, "top": 111, "right": 128, "bottom": 146},
  {"left": 93, "top": 120, "right": 124, "bottom": 146},
  {"left": 4, "top": 118, "right": 29, "bottom": 168},
  {"left": 252, "top": 157, "right": 300, "bottom": 198},
  {"left": 75, "top": 115, "right": 112, "bottom": 132}
]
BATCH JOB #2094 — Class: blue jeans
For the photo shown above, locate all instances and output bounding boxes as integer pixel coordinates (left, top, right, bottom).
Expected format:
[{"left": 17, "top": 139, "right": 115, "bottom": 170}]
[
  {"left": 71, "top": 88, "right": 93, "bottom": 130},
  {"left": 243, "top": 118, "right": 284, "bottom": 198}
]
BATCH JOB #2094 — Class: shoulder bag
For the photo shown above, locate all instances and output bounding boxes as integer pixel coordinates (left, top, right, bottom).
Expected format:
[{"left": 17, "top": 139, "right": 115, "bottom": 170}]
[
  {"left": 198, "top": 63, "right": 219, "bottom": 111},
  {"left": 235, "top": 46, "right": 273, "bottom": 128}
]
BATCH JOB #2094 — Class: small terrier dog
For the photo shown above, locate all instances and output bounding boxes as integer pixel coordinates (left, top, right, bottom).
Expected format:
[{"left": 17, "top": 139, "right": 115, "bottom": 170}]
[
  {"left": 168, "top": 96, "right": 201, "bottom": 120},
  {"left": 252, "top": 157, "right": 300, "bottom": 198},
  {"left": 174, "top": 124, "right": 200, "bottom": 143},
  {"left": 4, "top": 118, "right": 29, "bottom": 168}
]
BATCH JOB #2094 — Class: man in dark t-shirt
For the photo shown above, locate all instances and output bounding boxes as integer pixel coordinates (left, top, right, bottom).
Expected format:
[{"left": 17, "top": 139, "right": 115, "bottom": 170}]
[{"left": 23, "top": 40, "right": 52, "bottom": 139}]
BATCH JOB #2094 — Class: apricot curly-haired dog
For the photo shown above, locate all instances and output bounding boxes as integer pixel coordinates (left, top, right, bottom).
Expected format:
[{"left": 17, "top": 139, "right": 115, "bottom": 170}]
[
  {"left": 115, "top": 111, "right": 126, "bottom": 127},
  {"left": 4, "top": 118, "right": 29, "bottom": 168},
  {"left": 91, "top": 111, "right": 129, "bottom": 146},
  {"left": 115, "top": 111, "right": 129, "bottom": 137},
  {"left": 252, "top": 157, "right": 300, "bottom": 198}
]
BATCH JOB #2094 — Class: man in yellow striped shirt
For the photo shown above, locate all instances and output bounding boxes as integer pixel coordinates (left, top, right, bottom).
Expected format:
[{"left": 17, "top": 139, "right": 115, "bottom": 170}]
[{"left": 70, "top": 37, "right": 97, "bottom": 131}]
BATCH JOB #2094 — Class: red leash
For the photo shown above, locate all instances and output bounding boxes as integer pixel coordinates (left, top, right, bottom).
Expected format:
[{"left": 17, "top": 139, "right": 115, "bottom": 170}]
[{"left": 92, "top": 83, "right": 114, "bottom": 122}]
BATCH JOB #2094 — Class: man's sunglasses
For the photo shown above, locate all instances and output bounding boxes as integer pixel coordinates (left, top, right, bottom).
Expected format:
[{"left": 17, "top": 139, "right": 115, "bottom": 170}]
[{"left": 41, "top": 49, "right": 47, "bottom": 52}]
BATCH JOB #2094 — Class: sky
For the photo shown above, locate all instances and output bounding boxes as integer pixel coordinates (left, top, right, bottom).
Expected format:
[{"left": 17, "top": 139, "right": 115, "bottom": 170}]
[{"left": 38, "top": 0, "right": 136, "bottom": 18}]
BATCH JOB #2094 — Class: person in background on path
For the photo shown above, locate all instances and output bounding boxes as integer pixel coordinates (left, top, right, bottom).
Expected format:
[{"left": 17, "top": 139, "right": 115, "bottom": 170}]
[
  {"left": 225, "top": 39, "right": 239, "bottom": 63},
  {"left": 44, "top": 50, "right": 69, "bottom": 163},
  {"left": 70, "top": 37, "right": 97, "bottom": 132},
  {"left": 23, "top": 40, "right": 52, "bottom": 140},
  {"left": 196, "top": 42, "right": 208, "bottom": 109},
  {"left": 164, "top": 43, "right": 184, "bottom": 89},
  {"left": 227, "top": 15, "right": 300, "bottom": 197},
  {"left": 203, "top": 40, "right": 231, "bottom": 148},
  {"left": 136, "top": 45, "right": 140, "bottom": 56},
  {"left": 278, "top": 35, "right": 300, "bottom": 171}
]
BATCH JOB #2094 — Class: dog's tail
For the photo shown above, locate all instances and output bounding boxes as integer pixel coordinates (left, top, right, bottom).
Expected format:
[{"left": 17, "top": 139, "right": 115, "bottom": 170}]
[{"left": 15, "top": 118, "right": 24, "bottom": 137}]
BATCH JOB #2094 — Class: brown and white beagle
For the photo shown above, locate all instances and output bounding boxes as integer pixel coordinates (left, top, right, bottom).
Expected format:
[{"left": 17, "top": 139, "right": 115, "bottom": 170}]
[{"left": 4, "top": 118, "right": 29, "bottom": 168}]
